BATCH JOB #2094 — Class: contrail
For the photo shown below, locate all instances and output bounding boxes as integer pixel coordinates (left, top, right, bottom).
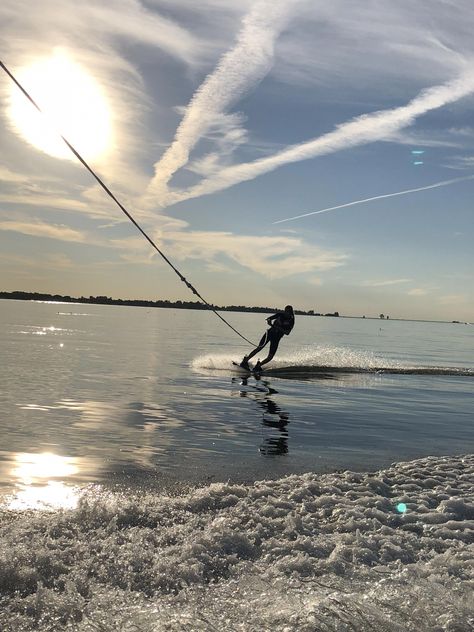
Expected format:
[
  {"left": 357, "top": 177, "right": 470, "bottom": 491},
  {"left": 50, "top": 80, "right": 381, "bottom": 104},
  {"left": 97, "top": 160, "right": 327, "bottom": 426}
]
[
  {"left": 273, "top": 174, "right": 474, "bottom": 224},
  {"left": 144, "top": 0, "right": 298, "bottom": 207},
  {"left": 168, "top": 71, "right": 474, "bottom": 206}
]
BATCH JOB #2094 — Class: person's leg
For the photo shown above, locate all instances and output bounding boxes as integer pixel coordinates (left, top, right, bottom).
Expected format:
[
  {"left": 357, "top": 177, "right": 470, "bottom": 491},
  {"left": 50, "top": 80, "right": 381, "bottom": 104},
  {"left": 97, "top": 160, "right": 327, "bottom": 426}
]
[
  {"left": 258, "top": 334, "right": 281, "bottom": 367},
  {"left": 241, "top": 332, "right": 268, "bottom": 366}
]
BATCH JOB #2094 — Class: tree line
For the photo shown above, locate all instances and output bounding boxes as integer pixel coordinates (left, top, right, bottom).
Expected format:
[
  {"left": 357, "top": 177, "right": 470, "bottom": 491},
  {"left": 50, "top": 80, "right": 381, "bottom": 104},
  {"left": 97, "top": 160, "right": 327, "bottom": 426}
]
[{"left": 0, "top": 291, "right": 340, "bottom": 317}]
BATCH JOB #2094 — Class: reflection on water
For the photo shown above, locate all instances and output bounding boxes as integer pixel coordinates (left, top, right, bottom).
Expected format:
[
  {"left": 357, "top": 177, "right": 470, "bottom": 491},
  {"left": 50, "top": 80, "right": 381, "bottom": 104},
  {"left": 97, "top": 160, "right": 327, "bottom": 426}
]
[
  {"left": 6, "top": 452, "right": 81, "bottom": 510},
  {"left": 13, "top": 452, "right": 78, "bottom": 482},
  {"left": 19, "top": 325, "right": 75, "bottom": 336},
  {"left": 233, "top": 377, "right": 290, "bottom": 457},
  {"left": 1, "top": 300, "right": 473, "bottom": 495}
]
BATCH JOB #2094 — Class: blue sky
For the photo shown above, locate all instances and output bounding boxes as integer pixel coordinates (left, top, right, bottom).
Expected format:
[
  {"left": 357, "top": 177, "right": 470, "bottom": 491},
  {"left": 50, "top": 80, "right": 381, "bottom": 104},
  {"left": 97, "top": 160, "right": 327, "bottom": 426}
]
[{"left": 0, "top": 0, "right": 473, "bottom": 320}]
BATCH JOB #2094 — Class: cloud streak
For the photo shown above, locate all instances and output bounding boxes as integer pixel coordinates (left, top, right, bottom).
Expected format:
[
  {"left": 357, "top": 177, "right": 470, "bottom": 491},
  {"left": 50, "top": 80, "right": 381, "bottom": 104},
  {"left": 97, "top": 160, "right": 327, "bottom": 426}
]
[
  {"left": 144, "top": 0, "right": 298, "bottom": 206},
  {"left": 113, "top": 228, "right": 347, "bottom": 279},
  {"left": 0, "top": 212, "right": 347, "bottom": 280},
  {"left": 363, "top": 279, "right": 412, "bottom": 288},
  {"left": 169, "top": 71, "right": 474, "bottom": 205},
  {"left": 0, "top": 219, "right": 86, "bottom": 242},
  {"left": 273, "top": 174, "right": 474, "bottom": 224},
  {"left": 163, "top": 230, "right": 347, "bottom": 278},
  {"left": 0, "top": 0, "right": 199, "bottom": 66}
]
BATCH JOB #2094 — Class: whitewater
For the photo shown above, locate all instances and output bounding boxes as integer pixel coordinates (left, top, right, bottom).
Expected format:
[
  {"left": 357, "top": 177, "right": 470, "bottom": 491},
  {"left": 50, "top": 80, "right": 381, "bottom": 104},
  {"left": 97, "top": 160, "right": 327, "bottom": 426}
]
[
  {"left": 192, "top": 348, "right": 474, "bottom": 377},
  {"left": 1, "top": 454, "right": 473, "bottom": 631}
]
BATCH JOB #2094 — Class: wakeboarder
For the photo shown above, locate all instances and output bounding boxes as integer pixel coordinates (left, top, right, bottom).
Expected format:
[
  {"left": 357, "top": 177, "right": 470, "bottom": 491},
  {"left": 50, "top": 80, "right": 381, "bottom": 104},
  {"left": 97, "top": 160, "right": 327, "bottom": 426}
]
[{"left": 240, "top": 305, "right": 295, "bottom": 371}]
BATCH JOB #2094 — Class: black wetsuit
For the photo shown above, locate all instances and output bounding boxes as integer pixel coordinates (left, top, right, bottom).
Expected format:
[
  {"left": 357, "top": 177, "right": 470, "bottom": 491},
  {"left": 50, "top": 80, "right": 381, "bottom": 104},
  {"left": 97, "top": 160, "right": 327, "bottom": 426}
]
[{"left": 246, "top": 311, "right": 294, "bottom": 365}]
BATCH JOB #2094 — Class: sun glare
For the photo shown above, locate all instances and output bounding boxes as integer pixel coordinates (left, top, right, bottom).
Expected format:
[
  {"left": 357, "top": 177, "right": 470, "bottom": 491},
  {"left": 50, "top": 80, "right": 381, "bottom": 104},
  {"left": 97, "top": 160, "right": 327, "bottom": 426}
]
[
  {"left": 7, "top": 51, "right": 112, "bottom": 161},
  {"left": 12, "top": 452, "right": 79, "bottom": 484},
  {"left": 7, "top": 452, "right": 81, "bottom": 510}
]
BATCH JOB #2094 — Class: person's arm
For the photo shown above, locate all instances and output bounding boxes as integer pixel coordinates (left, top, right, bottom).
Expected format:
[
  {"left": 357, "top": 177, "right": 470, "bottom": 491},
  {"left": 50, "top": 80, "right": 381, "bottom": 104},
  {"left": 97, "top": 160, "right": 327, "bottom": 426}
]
[{"left": 268, "top": 313, "right": 287, "bottom": 334}]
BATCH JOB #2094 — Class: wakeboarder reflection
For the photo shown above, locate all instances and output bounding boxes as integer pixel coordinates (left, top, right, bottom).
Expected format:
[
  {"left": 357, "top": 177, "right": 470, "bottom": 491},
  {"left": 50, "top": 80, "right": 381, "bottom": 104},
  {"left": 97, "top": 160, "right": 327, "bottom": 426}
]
[{"left": 233, "top": 377, "right": 290, "bottom": 456}]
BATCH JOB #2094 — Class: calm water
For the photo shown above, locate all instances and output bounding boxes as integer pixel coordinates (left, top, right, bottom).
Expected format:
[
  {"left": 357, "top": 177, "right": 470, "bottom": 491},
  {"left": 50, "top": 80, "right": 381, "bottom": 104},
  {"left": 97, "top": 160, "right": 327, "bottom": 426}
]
[{"left": 0, "top": 299, "right": 472, "bottom": 505}]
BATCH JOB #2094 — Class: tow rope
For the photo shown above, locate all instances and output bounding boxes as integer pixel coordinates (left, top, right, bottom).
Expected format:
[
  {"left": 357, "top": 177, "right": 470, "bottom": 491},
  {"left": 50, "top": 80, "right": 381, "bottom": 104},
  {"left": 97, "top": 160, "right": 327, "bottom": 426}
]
[{"left": 1, "top": 60, "right": 255, "bottom": 346}]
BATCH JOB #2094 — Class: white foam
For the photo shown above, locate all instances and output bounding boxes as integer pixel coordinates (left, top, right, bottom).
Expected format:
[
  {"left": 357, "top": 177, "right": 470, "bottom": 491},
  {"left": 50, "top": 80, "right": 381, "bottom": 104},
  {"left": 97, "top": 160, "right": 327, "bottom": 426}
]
[
  {"left": 272, "top": 345, "right": 403, "bottom": 369},
  {"left": 0, "top": 454, "right": 472, "bottom": 630},
  {"left": 191, "top": 353, "right": 238, "bottom": 371},
  {"left": 191, "top": 345, "right": 400, "bottom": 372},
  {"left": 191, "top": 347, "right": 474, "bottom": 377}
]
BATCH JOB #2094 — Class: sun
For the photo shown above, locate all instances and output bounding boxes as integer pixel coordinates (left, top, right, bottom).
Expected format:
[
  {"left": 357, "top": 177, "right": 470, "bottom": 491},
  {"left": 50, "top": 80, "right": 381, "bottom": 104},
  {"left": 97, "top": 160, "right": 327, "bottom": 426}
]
[{"left": 7, "top": 51, "right": 112, "bottom": 161}]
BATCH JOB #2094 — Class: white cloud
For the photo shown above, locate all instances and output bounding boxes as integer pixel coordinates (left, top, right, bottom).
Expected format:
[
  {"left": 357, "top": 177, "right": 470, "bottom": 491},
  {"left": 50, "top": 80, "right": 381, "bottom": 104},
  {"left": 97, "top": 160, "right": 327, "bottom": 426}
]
[
  {"left": 446, "top": 155, "right": 474, "bottom": 170},
  {"left": 168, "top": 71, "right": 474, "bottom": 205},
  {"left": 0, "top": 192, "right": 92, "bottom": 215},
  {"left": 382, "top": 130, "right": 464, "bottom": 149},
  {"left": 364, "top": 279, "right": 412, "bottom": 288},
  {"left": 273, "top": 1, "right": 474, "bottom": 89},
  {"left": 408, "top": 288, "right": 431, "bottom": 296},
  {"left": 144, "top": 0, "right": 300, "bottom": 206},
  {"left": 185, "top": 111, "right": 249, "bottom": 177},
  {"left": 3, "top": 210, "right": 346, "bottom": 281},
  {"left": 112, "top": 228, "right": 348, "bottom": 280},
  {"left": 0, "top": 0, "right": 200, "bottom": 66},
  {"left": 168, "top": 231, "right": 347, "bottom": 279},
  {"left": 0, "top": 165, "right": 32, "bottom": 183},
  {"left": 0, "top": 219, "right": 86, "bottom": 242}
]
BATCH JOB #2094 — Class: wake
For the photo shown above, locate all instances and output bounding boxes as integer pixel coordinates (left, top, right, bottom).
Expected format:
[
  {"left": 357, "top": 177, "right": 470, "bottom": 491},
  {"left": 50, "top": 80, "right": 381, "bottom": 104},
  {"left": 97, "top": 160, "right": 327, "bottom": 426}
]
[{"left": 191, "top": 347, "right": 474, "bottom": 378}]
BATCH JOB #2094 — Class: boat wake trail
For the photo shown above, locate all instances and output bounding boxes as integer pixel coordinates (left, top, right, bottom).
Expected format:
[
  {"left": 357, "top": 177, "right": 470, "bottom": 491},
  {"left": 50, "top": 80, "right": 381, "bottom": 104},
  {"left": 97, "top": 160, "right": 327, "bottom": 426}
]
[
  {"left": 261, "top": 365, "right": 473, "bottom": 377},
  {"left": 192, "top": 347, "right": 474, "bottom": 378},
  {"left": 2, "top": 454, "right": 473, "bottom": 631}
]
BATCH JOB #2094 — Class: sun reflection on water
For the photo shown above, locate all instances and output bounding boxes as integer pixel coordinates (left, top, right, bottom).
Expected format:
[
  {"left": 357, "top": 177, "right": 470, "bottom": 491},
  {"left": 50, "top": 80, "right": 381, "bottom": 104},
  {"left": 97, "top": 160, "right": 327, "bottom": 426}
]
[
  {"left": 7, "top": 452, "right": 80, "bottom": 510},
  {"left": 13, "top": 452, "right": 78, "bottom": 482}
]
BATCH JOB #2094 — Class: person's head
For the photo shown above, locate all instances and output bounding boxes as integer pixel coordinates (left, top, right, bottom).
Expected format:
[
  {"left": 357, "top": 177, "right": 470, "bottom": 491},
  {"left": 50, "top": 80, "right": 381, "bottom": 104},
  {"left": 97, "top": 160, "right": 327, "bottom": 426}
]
[{"left": 284, "top": 305, "right": 294, "bottom": 314}]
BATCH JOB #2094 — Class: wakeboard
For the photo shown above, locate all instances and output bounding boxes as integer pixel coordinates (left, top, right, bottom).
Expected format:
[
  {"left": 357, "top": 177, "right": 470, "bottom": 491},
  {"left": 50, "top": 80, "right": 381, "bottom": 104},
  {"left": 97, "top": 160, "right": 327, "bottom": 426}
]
[{"left": 232, "top": 361, "right": 263, "bottom": 375}]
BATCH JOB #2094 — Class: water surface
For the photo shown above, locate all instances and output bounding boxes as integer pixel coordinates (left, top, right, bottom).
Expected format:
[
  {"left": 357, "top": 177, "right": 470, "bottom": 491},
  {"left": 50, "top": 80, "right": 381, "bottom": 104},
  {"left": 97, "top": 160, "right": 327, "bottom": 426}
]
[
  {"left": 0, "top": 299, "right": 472, "bottom": 505},
  {"left": 1, "top": 299, "right": 473, "bottom": 631}
]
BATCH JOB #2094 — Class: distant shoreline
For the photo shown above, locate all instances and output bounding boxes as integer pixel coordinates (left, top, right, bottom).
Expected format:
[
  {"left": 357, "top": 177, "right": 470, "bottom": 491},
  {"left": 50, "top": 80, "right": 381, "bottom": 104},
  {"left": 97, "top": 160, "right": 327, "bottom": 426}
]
[
  {"left": 0, "top": 290, "right": 332, "bottom": 317},
  {"left": 1, "top": 291, "right": 468, "bottom": 325}
]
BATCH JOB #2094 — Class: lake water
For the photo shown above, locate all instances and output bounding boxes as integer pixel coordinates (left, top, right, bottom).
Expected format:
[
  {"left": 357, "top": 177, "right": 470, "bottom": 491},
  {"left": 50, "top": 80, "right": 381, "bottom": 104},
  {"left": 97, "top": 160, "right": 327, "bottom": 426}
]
[{"left": 0, "top": 299, "right": 473, "bottom": 631}]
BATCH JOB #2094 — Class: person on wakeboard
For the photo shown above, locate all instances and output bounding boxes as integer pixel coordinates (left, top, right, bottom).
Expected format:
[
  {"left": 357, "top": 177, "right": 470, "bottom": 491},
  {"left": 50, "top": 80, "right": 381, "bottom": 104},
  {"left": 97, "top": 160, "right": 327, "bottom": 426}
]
[{"left": 240, "top": 305, "right": 294, "bottom": 372}]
